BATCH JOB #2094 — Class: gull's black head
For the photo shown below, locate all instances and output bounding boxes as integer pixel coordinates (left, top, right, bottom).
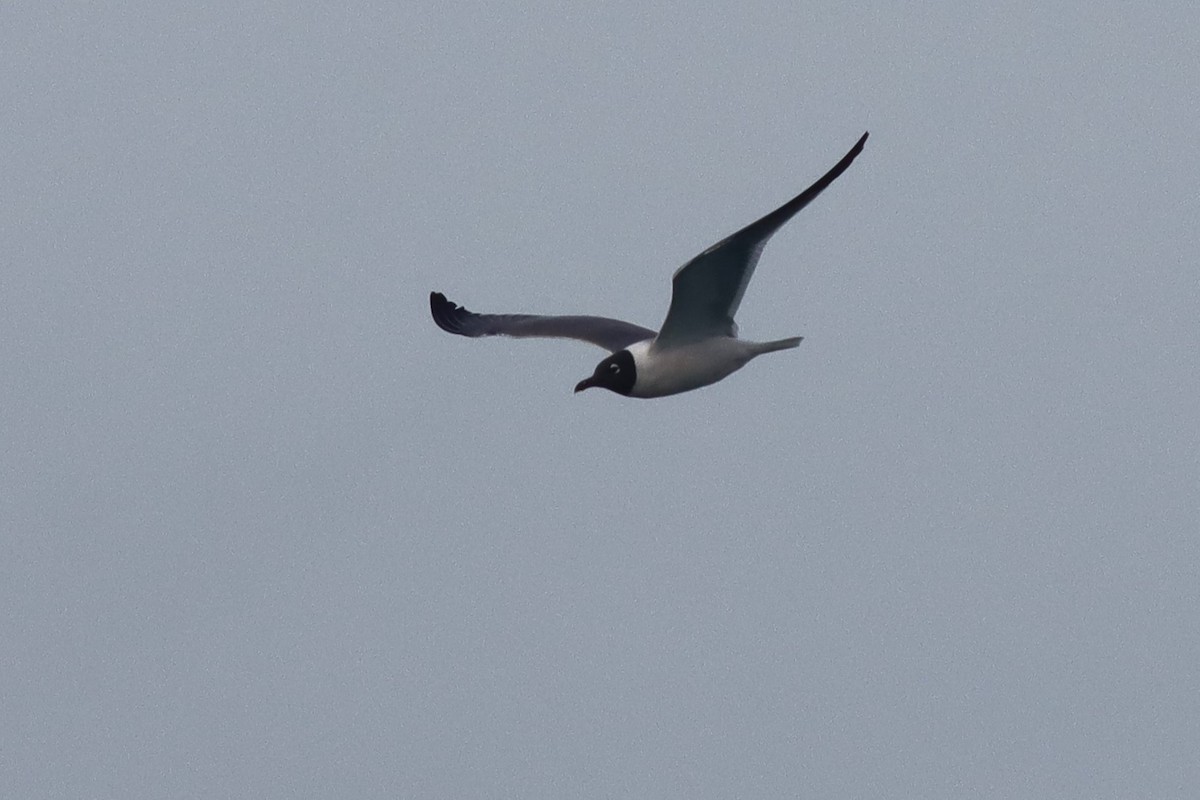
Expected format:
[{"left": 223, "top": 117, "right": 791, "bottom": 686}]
[{"left": 574, "top": 349, "right": 636, "bottom": 396}]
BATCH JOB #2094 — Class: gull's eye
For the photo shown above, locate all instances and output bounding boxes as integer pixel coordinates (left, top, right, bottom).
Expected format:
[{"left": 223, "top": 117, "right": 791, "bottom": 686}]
[{"left": 608, "top": 363, "right": 620, "bottom": 373}]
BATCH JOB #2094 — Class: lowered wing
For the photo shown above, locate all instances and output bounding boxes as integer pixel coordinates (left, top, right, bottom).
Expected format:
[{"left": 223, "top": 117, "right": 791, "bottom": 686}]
[{"left": 430, "top": 292, "right": 655, "bottom": 353}]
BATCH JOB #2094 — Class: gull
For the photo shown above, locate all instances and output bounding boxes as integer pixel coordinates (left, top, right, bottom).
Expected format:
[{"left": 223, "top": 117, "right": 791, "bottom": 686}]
[{"left": 430, "top": 132, "right": 867, "bottom": 398}]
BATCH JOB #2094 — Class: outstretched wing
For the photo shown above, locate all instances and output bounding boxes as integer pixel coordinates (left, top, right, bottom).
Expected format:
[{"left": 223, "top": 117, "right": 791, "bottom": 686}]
[
  {"left": 656, "top": 131, "right": 868, "bottom": 345},
  {"left": 430, "top": 292, "right": 655, "bottom": 353}
]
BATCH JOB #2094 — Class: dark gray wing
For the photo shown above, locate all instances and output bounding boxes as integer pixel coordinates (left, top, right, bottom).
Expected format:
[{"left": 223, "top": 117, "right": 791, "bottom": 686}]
[
  {"left": 430, "top": 292, "right": 655, "bottom": 352},
  {"left": 656, "top": 131, "right": 868, "bottom": 345}
]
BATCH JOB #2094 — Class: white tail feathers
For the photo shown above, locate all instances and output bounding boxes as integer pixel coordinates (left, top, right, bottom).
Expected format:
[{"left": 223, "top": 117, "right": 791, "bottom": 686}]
[{"left": 753, "top": 337, "right": 803, "bottom": 355}]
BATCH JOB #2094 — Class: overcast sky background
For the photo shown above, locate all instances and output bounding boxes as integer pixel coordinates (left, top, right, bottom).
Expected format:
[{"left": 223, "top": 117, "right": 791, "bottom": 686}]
[{"left": 3, "top": 3, "right": 1198, "bottom": 798}]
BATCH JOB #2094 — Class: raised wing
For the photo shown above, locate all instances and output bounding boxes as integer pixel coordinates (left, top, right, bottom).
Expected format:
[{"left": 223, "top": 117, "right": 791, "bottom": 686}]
[
  {"left": 655, "top": 132, "right": 868, "bottom": 345},
  {"left": 430, "top": 292, "right": 655, "bottom": 352}
]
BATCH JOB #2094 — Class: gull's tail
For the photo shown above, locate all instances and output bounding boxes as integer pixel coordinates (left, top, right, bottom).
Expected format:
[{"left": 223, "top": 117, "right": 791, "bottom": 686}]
[{"left": 752, "top": 337, "right": 803, "bottom": 355}]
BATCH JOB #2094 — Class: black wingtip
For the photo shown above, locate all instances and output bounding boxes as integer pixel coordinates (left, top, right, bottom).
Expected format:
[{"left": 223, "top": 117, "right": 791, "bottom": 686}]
[
  {"left": 848, "top": 131, "right": 869, "bottom": 159},
  {"left": 430, "top": 291, "right": 469, "bottom": 335}
]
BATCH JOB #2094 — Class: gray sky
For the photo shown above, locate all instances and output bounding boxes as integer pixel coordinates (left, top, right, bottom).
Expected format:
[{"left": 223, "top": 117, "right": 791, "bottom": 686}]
[{"left": 3, "top": 3, "right": 1198, "bottom": 798}]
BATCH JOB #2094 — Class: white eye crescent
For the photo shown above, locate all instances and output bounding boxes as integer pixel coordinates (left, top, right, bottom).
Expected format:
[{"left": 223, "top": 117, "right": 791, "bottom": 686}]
[{"left": 608, "top": 364, "right": 620, "bottom": 372}]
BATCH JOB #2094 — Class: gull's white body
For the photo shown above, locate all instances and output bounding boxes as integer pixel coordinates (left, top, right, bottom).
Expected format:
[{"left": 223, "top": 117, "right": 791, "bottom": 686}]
[{"left": 625, "top": 337, "right": 802, "bottom": 398}]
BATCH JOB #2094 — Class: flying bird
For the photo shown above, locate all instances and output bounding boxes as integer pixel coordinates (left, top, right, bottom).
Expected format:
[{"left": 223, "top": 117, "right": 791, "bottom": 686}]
[{"left": 431, "top": 132, "right": 867, "bottom": 398}]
